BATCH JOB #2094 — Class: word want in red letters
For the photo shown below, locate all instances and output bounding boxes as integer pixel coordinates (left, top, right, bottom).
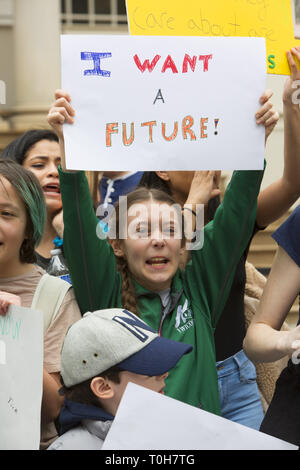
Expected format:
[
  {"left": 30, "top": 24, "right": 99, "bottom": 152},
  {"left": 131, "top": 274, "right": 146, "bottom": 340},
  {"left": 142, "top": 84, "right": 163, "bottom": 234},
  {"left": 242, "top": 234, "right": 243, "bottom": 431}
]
[{"left": 133, "top": 54, "right": 213, "bottom": 73}]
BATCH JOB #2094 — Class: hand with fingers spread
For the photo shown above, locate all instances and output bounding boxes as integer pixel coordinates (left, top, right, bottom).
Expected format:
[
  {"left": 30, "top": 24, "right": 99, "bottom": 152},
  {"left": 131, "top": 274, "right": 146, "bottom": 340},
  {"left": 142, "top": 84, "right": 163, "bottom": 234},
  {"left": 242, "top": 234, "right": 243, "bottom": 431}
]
[
  {"left": 0, "top": 291, "right": 21, "bottom": 316},
  {"left": 255, "top": 89, "right": 279, "bottom": 144},
  {"left": 185, "top": 171, "right": 221, "bottom": 208}
]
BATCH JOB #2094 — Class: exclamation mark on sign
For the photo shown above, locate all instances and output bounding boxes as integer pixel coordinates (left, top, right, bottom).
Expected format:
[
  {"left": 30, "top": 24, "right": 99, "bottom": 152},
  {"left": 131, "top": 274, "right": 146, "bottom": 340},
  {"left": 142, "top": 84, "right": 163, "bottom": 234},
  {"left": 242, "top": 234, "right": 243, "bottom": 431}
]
[{"left": 214, "top": 119, "right": 219, "bottom": 135}]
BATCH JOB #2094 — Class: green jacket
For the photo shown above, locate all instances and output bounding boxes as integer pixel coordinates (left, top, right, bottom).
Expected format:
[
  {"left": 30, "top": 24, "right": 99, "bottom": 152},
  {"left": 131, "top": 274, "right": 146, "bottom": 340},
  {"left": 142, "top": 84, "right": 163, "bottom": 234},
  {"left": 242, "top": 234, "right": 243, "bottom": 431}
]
[{"left": 59, "top": 167, "right": 264, "bottom": 416}]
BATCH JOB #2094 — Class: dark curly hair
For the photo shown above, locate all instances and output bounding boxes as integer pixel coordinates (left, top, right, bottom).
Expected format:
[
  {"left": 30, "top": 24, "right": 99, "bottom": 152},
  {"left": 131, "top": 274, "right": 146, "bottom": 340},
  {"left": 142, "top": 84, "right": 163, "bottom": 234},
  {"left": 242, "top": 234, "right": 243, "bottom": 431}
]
[{"left": 1, "top": 129, "right": 58, "bottom": 165}]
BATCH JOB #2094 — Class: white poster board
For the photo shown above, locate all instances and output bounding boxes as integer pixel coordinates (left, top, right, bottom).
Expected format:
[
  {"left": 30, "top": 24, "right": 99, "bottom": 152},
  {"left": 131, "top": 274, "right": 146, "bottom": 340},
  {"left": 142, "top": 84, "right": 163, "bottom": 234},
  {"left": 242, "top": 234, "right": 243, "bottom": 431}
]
[
  {"left": 0, "top": 306, "right": 43, "bottom": 450},
  {"left": 61, "top": 35, "right": 266, "bottom": 171},
  {"left": 102, "top": 383, "right": 297, "bottom": 450}
]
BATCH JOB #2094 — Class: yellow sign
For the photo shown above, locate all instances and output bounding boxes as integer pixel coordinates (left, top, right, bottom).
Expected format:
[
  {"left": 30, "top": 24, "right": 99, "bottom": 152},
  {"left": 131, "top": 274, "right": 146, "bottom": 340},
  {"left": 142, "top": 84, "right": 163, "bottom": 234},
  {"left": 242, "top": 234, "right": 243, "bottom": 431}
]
[{"left": 126, "top": 0, "right": 300, "bottom": 75}]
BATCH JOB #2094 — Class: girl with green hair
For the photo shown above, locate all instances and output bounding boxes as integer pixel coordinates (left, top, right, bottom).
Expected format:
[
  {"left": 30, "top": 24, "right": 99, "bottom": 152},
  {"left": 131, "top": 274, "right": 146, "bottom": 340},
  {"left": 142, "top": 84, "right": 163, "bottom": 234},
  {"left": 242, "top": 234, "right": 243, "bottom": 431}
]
[{"left": 0, "top": 159, "right": 81, "bottom": 449}]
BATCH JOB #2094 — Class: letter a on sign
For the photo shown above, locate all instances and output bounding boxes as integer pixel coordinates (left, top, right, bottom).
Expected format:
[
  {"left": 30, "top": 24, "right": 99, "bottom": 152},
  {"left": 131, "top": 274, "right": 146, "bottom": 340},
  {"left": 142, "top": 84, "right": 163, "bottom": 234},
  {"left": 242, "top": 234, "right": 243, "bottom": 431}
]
[{"left": 153, "top": 89, "right": 165, "bottom": 104}]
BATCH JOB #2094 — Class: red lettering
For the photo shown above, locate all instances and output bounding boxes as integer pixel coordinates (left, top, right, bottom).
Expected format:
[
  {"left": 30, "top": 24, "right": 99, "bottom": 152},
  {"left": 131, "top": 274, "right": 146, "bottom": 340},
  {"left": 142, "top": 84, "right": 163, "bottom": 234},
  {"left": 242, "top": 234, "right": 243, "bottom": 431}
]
[
  {"left": 161, "top": 55, "right": 178, "bottom": 73},
  {"left": 162, "top": 121, "right": 178, "bottom": 141},
  {"left": 201, "top": 118, "right": 208, "bottom": 138},
  {"left": 107, "top": 117, "right": 210, "bottom": 147},
  {"left": 199, "top": 54, "right": 213, "bottom": 72},
  {"left": 141, "top": 121, "right": 157, "bottom": 142},
  {"left": 134, "top": 53, "right": 213, "bottom": 73},
  {"left": 133, "top": 54, "right": 161, "bottom": 72},
  {"left": 182, "top": 54, "right": 197, "bottom": 73},
  {"left": 182, "top": 116, "right": 196, "bottom": 141},
  {"left": 122, "top": 123, "right": 134, "bottom": 146},
  {"left": 106, "top": 123, "right": 118, "bottom": 147}
]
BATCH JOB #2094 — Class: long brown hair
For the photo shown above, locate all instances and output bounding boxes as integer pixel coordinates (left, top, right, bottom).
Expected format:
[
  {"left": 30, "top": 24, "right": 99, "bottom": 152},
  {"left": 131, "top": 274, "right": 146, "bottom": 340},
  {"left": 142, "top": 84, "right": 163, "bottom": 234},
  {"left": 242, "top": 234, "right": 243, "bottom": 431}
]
[{"left": 111, "top": 187, "right": 181, "bottom": 316}]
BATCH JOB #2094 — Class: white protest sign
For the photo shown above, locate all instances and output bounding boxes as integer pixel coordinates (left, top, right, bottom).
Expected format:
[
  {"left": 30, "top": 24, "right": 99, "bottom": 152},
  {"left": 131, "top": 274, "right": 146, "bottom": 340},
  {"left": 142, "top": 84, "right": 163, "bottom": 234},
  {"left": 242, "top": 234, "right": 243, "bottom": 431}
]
[
  {"left": 102, "top": 383, "right": 297, "bottom": 450},
  {"left": 0, "top": 306, "right": 43, "bottom": 450},
  {"left": 61, "top": 35, "right": 266, "bottom": 171}
]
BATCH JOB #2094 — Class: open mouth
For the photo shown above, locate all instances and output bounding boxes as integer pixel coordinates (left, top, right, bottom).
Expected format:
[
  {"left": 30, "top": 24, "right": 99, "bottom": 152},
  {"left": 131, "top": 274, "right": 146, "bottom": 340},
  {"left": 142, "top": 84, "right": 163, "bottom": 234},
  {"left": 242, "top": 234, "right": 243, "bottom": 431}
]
[
  {"left": 43, "top": 183, "right": 60, "bottom": 194},
  {"left": 146, "top": 257, "right": 169, "bottom": 268}
]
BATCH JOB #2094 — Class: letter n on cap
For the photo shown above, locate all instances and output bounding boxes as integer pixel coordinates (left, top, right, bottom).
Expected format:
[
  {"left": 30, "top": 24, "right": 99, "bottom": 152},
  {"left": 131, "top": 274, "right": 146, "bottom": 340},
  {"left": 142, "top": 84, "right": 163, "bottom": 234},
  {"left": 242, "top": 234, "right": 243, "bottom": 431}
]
[{"left": 113, "top": 310, "right": 154, "bottom": 343}]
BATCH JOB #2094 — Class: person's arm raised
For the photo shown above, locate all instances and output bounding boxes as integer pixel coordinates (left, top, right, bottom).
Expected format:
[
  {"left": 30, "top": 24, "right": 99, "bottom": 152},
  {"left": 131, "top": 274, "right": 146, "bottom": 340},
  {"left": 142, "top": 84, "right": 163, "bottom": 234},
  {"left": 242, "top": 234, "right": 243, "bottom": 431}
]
[
  {"left": 47, "top": 90, "right": 120, "bottom": 314},
  {"left": 183, "top": 170, "right": 221, "bottom": 241},
  {"left": 184, "top": 90, "right": 273, "bottom": 325},
  {"left": 256, "top": 88, "right": 279, "bottom": 147},
  {"left": 47, "top": 89, "right": 76, "bottom": 173},
  {"left": 256, "top": 50, "right": 300, "bottom": 228}
]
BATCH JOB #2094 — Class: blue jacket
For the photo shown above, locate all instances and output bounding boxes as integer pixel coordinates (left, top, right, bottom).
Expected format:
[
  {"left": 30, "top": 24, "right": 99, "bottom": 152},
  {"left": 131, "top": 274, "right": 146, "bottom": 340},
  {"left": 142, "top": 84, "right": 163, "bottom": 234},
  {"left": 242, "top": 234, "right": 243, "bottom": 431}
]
[
  {"left": 99, "top": 171, "right": 143, "bottom": 208},
  {"left": 48, "top": 400, "right": 114, "bottom": 450}
]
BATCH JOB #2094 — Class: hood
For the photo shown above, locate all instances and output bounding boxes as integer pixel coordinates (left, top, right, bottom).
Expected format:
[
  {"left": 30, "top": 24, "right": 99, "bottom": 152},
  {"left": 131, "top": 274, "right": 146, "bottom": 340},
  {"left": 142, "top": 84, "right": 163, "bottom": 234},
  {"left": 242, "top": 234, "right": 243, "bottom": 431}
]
[{"left": 59, "top": 399, "right": 114, "bottom": 435}]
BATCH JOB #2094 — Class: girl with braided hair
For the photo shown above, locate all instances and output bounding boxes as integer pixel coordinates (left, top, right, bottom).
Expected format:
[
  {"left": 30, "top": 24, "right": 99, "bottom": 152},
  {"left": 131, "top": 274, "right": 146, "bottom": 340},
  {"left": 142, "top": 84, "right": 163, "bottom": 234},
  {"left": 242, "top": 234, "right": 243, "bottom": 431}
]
[{"left": 47, "top": 89, "right": 266, "bottom": 417}]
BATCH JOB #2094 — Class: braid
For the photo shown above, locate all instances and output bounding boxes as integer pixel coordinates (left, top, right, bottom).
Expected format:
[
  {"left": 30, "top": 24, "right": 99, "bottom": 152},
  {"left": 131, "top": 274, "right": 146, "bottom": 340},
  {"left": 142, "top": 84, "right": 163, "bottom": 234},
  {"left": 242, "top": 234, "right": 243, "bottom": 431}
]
[{"left": 116, "top": 256, "right": 139, "bottom": 316}]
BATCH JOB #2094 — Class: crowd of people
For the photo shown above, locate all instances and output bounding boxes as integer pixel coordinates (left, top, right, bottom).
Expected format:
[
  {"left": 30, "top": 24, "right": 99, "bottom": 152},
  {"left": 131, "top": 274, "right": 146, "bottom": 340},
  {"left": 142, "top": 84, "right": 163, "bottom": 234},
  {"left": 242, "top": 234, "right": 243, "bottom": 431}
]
[{"left": 0, "top": 47, "right": 299, "bottom": 450}]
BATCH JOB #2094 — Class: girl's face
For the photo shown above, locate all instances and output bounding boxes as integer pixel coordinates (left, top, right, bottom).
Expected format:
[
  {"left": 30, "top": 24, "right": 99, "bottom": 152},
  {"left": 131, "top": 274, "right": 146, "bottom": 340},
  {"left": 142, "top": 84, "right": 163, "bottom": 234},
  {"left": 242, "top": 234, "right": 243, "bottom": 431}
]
[
  {"left": 114, "top": 200, "right": 183, "bottom": 292},
  {"left": 0, "top": 176, "right": 28, "bottom": 276},
  {"left": 23, "top": 139, "right": 61, "bottom": 214}
]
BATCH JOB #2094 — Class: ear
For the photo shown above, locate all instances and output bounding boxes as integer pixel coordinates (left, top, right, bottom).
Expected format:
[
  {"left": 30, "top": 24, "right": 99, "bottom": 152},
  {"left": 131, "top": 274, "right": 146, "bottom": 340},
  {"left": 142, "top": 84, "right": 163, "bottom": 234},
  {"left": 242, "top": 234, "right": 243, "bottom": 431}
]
[
  {"left": 110, "top": 238, "right": 125, "bottom": 258},
  {"left": 155, "top": 171, "right": 170, "bottom": 182},
  {"left": 90, "top": 377, "right": 115, "bottom": 400}
]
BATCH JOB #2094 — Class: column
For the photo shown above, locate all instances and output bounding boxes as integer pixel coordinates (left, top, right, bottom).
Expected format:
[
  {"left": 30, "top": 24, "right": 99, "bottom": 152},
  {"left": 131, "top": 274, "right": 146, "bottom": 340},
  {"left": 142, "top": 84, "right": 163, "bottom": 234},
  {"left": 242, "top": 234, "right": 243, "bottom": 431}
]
[{"left": 12, "top": 0, "right": 61, "bottom": 129}]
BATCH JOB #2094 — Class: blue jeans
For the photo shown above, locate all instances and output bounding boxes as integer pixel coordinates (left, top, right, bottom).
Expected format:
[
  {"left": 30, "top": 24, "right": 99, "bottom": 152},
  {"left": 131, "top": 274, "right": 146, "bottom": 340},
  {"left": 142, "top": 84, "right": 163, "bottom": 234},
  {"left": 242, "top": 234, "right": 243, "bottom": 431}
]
[{"left": 216, "top": 349, "right": 264, "bottom": 430}]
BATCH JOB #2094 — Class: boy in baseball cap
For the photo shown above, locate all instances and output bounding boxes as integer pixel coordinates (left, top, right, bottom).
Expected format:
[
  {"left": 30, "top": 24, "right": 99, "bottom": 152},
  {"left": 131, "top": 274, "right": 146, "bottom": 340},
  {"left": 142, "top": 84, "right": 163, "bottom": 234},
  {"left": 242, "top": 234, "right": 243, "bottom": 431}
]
[{"left": 48, "top": 308, "right": 192, "bottom": 450}]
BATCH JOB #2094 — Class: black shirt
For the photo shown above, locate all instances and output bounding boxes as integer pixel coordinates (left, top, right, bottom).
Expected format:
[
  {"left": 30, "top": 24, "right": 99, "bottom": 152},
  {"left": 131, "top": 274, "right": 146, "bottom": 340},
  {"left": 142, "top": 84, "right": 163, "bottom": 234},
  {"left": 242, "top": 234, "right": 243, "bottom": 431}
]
[
  {"left": 214, "top": 225, "right": 260, "bottom": 362},
  {"left": 34, "top": 251, "right": 51, "bottom": 271}
]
